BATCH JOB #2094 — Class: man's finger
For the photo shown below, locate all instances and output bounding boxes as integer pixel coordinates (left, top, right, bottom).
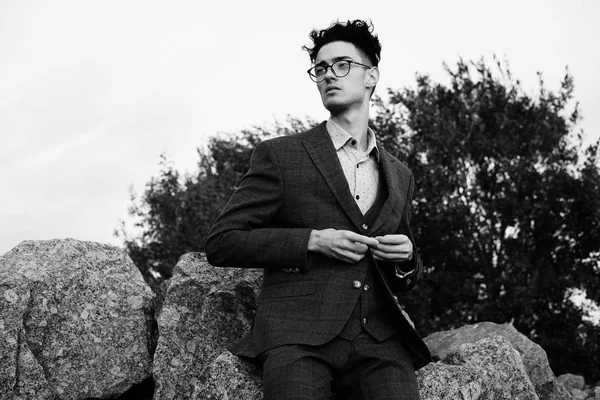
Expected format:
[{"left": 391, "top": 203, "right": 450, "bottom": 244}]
[
  {"left": 345, "top": 231, "right": 379, "bottom": 247},
  {"left": 374, "top": 234, "right": 409, "bottom": 245},
  {"left": 348, "top": 242, "right": 369, "bottom": 254},
  {"left": 371, "top": 249, "right": 408, "bottom": 261},
  {"left": 341, "top": 250, "right": 364, "bottom": 263},
  {"left": 373, "top": 242, "right": 411, "bottom": 253}
]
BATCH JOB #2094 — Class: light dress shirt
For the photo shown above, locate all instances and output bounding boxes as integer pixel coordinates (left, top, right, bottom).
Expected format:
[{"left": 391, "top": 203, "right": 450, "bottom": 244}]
[
  {"left": 326, "top": 118, "right": 416, "bottom": 277},
  {"left": 326, "top": 118, "right": 380, "bottom": 215}
]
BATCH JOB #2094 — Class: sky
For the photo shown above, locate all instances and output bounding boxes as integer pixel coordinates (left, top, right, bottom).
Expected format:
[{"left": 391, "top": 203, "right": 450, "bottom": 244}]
[{"left": 1, "top": 0, "right": 600, "bottom": 257}]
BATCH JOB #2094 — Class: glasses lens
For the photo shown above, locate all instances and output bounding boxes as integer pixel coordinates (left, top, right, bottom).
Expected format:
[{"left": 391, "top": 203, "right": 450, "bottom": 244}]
[
  {"left": 313, "top": 65, "right": 327, "bottom": 81},
  {"left": 332, "top": 60, "right": 351, "bottom": 77}
]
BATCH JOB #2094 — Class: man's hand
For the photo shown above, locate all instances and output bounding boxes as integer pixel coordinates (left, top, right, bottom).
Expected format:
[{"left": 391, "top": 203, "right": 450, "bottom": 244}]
[
  {"left": 308, "top": 229, "right": 379, "bottom": 263},
  {"left": 371, "top": 234, "right": 413, "bottom": 262}
]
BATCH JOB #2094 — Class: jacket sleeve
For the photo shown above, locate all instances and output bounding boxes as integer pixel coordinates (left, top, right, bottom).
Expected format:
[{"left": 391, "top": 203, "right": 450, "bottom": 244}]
[
  {"left": 377, "top": 172, "right": 423, "bottom": 292},
  {"left": 205, "top": 139, "right": 312, "bottom": 270}
]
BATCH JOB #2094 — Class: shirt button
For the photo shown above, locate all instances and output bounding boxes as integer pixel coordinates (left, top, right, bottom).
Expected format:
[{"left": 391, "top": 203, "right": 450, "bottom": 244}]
[
  {"left": 353, "top": 280, "right": 362, "bottom": 289},
  {"left": 363, "top": 284, "right": 370, "bottom": 291},
  {"left": 351, "top": 139, "right": 357, "bottom": 146},
  {"left": 355, "top": 195, "right": 360, "bottom": 200},
  {"left": 362, "top": 223, "right": 368, "bottom": 230},
  {"left": 362, "top": 317, "right": 368, "bottom": 324}
]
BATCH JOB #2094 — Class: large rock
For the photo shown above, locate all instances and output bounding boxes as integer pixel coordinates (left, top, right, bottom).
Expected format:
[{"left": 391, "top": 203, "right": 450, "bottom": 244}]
[
  {"left": 424, "top": 322, "right": 571, "bottom": 400},
  {"left": 153, "top": 252, "right": 262, "bottom": 400},
  {"left": 557, "top": 373, "right": 586, "bottom": 391},
  {"left": 0, "top": 239, "right": 155, "bottom": 400},
  {"left": 557, "top": 374, "right": 598, "bottom": 400},
  {"left": 418, "top": 362, "right": 489, "bottom": 400},
  {"left": 196, "top": 350, "right": 263, "bottom": 399},
  {"left": 418, "top": 335, "right": 539, "bottom": 399}
]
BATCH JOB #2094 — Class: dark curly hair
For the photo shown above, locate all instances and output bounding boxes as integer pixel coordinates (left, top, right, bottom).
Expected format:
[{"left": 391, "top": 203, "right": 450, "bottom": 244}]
[{"left": 303, "top": 19, "right": 381, "bottom": 66}]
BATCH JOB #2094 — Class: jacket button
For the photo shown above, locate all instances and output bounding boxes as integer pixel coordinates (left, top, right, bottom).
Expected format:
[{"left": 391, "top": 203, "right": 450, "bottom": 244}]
[
  {"left": 362, "top": 317, "right": 368, "bottom": 324},
  {"left": 353, "top": 280, "right": 362, "bottom": 289},
  {"left": 362, "top": 223, "right": 368, "bottom": 230},
  {"left": 393, "top": 295, "right": 399, "bottom": 302},
  {"left": 363, "top": 284, "right": 370, "bottom": 291}
]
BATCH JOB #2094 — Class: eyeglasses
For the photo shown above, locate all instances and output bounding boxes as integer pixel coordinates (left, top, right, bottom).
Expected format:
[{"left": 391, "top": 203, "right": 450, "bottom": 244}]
[{"left": 307, "top": 59, "right": 373, "bottom": 83}]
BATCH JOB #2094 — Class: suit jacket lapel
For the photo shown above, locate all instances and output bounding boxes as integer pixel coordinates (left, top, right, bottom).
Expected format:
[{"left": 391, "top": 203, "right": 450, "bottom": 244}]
[
  {"left": 370, "top": 147, "right": 409, "bottom": 234},
  {"left": 302, "top": 122, "right": 364, "bottom": 231}
]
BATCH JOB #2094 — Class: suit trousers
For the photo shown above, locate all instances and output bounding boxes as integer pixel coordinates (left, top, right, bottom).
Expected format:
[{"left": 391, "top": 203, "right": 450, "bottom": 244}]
[{"left": 260, "top": 331, "right": 420, "bottom": 400}]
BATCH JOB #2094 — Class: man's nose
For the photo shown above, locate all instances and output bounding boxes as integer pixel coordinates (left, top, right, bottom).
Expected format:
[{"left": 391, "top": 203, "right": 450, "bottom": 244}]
[{"left": 324, "top": 66, "right": 337, "bottom": 81}]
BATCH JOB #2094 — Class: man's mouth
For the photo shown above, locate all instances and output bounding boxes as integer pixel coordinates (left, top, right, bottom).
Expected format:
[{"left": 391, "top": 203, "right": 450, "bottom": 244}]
[{"left": 325, "top": 86, "right": 340, "bottom": 93}]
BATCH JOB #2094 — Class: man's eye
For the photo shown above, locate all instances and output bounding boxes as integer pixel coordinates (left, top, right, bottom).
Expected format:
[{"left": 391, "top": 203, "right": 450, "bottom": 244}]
[
  {"left": 314, "top": 67, "right": 326, "bottom": 75},
  {"left": 335, "top": 61, "right": 350, "bottom": 71}
]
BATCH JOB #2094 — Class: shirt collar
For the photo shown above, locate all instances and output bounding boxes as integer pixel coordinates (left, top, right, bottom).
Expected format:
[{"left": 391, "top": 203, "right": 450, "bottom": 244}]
[{"left": 326, "top": 118, "right": 380, "bottom": 161}]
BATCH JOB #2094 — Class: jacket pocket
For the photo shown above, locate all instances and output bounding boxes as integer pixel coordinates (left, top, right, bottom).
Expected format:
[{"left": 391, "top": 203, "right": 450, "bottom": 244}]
[{"left": 259, "top": 280, "right": 318, "bottom": 299}]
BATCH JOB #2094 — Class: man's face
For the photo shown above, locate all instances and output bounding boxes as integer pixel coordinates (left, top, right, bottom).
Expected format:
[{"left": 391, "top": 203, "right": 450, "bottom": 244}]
[{"left": 313, "top": 41, "right": 376, "bottom": 114}]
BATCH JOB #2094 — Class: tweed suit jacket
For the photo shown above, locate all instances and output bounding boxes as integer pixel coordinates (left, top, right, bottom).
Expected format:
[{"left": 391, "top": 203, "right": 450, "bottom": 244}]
[{"left": 205, "top": 121, "right": 432, "bottom": 370}]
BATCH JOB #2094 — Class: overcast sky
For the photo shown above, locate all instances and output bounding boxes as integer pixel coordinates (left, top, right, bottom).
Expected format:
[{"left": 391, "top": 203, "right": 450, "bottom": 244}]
[{"left": 1, "top": 0, "right": 599, "bottom": 256}]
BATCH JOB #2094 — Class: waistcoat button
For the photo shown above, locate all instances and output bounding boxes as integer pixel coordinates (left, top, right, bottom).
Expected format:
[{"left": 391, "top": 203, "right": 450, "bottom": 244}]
[{"left": 353, "top": 280, "right": 362, "bottom": 289}]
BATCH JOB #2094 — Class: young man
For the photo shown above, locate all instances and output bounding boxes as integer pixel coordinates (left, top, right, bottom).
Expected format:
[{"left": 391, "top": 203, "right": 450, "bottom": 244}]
[{"left": 205, "top": 19, "right": 431, "bottom": 400}]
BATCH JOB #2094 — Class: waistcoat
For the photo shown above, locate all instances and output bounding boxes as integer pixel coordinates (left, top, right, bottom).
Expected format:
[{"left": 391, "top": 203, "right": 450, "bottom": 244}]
[{"left": 338, "top": 172, "right": 400, "bottom": 341}]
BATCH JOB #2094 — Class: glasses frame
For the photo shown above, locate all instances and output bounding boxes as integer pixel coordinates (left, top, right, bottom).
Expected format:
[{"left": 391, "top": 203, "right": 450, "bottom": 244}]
[{"left": 307, "top": 59, "right": 373, "bottom": 83}]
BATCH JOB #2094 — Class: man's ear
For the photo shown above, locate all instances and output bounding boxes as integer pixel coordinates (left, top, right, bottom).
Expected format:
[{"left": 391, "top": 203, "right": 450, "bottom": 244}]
[{"left": 365, "top": 66, "right": 379, "bottom": 89}]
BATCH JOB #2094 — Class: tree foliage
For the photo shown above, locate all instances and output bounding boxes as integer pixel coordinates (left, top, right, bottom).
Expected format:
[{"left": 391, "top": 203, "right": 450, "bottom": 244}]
[
  {"left": 115, "top": 118, "right": 317, "bottom": 285},
  {"left": 117, "top": 58, "right": 600, "bottom": 380},
  {"left": 374, "top": 58, "right": 600, "bottom": 379}
]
